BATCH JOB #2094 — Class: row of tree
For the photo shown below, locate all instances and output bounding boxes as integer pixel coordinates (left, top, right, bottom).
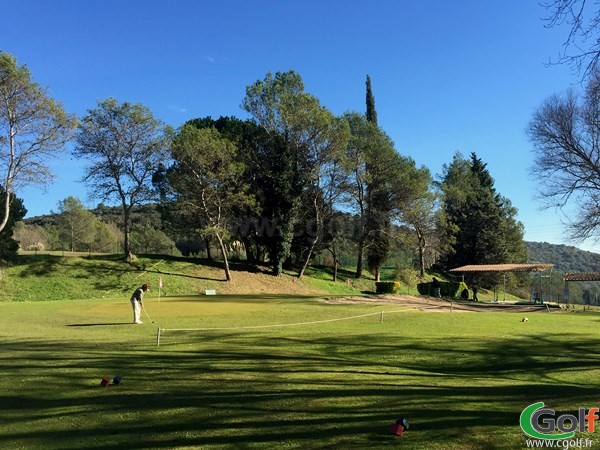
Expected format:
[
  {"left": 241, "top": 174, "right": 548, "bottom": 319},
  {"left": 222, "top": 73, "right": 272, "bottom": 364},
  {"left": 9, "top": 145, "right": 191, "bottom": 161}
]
[
  {"left": 6, "top": 2, "right": 600, "bottom": 289},
  {"left": 15, "top": 198, "right": 176, "bottom": 255},
  {"left": 1, "top": 50, "right": 529, "bottom": 287}
]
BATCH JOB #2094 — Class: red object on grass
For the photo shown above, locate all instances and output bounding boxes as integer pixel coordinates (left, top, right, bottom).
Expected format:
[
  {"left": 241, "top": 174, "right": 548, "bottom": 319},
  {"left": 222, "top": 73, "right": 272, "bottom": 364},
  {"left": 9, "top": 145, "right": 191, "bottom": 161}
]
[{"left": 390, "top": 423, "right": 405, "bottom": 436}]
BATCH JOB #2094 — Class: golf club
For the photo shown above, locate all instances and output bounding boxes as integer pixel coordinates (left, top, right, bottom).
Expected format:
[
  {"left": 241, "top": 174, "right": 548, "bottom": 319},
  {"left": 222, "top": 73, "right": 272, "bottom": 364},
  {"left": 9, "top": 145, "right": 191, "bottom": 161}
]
[{"left": 142, "top": 306, "right": 155, "bottom": 324}]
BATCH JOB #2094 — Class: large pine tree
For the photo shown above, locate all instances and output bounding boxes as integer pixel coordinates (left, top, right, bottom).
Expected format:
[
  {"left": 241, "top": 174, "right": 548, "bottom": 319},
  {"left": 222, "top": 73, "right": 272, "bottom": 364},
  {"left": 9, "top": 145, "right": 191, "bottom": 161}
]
[
  {"left": 439, "top": 152, "right": 527, "bottom": 285},
  {"left": 242, "top": 70, "right": 348, "bottom": 276}
]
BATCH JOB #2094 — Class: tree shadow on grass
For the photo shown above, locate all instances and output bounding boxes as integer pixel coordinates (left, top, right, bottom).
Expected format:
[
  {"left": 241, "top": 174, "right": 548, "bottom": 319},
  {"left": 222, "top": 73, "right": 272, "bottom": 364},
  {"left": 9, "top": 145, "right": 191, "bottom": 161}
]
[
  {"left": 14, "top": 255, "right": 66, "bottom": 277},
  {"left": 0, "top": 331, "right": 599, "bottom": 449}
]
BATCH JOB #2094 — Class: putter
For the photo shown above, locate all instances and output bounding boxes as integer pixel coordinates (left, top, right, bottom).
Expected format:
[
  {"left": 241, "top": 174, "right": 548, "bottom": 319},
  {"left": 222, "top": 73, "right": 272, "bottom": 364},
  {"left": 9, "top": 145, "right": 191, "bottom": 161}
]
[{"left": 142, "top": 306, "right": 155, "bottom": 324}]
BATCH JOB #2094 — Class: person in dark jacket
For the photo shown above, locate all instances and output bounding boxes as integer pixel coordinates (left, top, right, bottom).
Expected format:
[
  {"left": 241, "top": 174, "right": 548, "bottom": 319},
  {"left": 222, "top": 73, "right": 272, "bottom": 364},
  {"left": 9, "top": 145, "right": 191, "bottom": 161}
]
[
  {"left": 432, "top": 278, "right": 441, "bottom": 298},
  {"left": 130, "top": 283, "right": 149, "bottom": 324}
]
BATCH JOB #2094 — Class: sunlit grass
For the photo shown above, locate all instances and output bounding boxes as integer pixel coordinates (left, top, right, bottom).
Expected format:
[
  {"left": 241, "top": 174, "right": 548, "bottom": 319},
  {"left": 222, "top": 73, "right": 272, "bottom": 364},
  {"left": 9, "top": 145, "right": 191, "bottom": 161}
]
[{"left": 0, "top": 296, "right": 599, "bottom": 449}]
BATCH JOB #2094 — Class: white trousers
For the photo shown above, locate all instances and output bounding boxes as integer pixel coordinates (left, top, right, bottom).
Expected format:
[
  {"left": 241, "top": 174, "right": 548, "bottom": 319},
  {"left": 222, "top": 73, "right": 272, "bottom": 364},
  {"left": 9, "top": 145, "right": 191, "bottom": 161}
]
[{"left": 131, "top": 299, "right": 142, "bottom": 323}]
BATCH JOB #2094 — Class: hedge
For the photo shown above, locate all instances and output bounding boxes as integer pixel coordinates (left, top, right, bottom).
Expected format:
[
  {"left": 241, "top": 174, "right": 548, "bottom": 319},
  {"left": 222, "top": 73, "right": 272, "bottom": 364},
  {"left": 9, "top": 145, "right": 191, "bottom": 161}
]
[
  {"left": 417, "top": 280, "right": 469, "bottom": 298},
  {"left": 375, "top": 281, "right": 401, "bottom": 294}
]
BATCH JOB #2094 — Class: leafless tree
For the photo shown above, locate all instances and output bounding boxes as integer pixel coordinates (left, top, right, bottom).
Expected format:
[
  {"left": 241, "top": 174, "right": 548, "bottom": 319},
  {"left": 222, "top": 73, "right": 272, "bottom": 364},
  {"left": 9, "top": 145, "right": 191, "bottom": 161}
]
[
  {"left": 542, "top": 0, "right": 600, "bottom": 78},
  {"left": 528, "top": 70, "right": 600, "bottom": 242}
]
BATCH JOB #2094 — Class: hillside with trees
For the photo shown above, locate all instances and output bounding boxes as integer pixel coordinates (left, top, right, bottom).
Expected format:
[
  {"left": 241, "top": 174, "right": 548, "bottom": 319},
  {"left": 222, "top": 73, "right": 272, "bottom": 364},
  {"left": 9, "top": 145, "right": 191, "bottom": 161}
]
[
  {"left": 526, "top": 241, "right": 600, "bottom": 273},
  {"left": 1, "top": 54, "right": 536, "bottom": 293},
  {"left": 525, "top": 241, "right": 600, "bottom": 306}
]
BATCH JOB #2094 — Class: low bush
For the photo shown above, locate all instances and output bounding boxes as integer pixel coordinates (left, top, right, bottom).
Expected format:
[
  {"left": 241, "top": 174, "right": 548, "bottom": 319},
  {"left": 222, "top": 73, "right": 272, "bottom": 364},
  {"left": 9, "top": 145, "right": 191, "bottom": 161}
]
[
  {"left": 375, "top": 281, "right": 401, "bottom": 294},
  {"left": 417, "top": 280, "right": 469, "bottom": 298}
]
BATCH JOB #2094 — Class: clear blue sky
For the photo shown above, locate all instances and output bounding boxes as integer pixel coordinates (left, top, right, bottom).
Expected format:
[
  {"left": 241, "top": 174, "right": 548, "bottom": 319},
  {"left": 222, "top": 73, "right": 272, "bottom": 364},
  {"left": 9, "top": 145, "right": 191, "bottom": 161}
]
[{"left": 3, "top": 0, "right": 594, "bottom": 251}]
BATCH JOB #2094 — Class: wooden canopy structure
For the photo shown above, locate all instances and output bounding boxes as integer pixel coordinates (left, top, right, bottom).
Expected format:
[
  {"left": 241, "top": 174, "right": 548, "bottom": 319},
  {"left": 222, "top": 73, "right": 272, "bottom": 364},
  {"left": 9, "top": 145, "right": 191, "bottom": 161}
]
[
  {"left": 449, "top": 263, "right": 554, "bottom": 302},
  {"left": 564, "top": 272, "right": 600, "bottom": 282},
  {"left": 449, "top": 263, "right": 554, "bottom": 273},
  {"left": 562, "top": 272, "right": 600, "bottom": 306}
]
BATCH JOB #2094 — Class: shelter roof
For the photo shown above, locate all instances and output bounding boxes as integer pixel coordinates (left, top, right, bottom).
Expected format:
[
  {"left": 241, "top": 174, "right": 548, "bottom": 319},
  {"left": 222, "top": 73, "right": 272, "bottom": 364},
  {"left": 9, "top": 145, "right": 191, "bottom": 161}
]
[
  {"left": 449, "top": 263, "right": 554, "bottom": 273},
  {"left": 564, "top": 272, "right": 600, "bottom": 282}
]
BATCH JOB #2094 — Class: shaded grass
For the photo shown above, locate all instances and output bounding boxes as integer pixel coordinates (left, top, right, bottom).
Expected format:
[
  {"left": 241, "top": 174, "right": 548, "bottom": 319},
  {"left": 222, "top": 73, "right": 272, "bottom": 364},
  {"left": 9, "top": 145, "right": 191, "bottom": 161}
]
[
  {"left": 1, "top": 297, "right": 599, "bottom": 449},
  {"left": 0, "top": 255, "right": 370, "bottom": 301}
]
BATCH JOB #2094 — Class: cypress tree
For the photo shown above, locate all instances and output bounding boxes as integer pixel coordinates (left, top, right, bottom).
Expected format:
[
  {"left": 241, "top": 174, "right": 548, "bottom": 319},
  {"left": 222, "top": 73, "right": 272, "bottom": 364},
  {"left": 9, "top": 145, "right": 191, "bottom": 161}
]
[
  {"left": 366, "top": 75, "right": 378, "bottom": 125},
  {"left": 363, "top": 75, "right": 391, "bottom": 280}
]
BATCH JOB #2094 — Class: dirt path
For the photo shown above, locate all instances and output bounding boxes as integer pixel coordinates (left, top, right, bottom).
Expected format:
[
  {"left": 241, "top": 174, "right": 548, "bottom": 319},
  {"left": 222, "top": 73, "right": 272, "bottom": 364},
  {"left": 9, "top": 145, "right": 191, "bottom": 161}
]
[{"left": 322, "top": 294, "right": 563, "bottom": 313}]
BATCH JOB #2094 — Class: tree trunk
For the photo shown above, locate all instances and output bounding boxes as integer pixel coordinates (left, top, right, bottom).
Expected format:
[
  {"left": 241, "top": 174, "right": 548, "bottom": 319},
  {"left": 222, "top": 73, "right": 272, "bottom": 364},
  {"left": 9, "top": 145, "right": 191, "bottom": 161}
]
[
  {"left": 70, "top": 224, "right": 74, "bottom": 252},
  {"left": 416, "top": 227, "right": 426, "bottom": 277},
  {"left": 419, "top": 245, "right": 425, "bottom": 277},
  {"left": 122, "top": 206, "right": 132, "bottom": 257},
  {"left": 256, "top": 245, "right": 264, "bottom": 263},
  {"left": 0, "top": 187, "right": 9, "bottom": 234},
  {"left": 215, "top": 233, "right": 232, "bottom": 281},
  {"left": 205, "top": 237, "right": 212, "bottom": 260},
  {"left": 328, "top": 245, "right": 338, "bottom": 282},
  {"left": 355, "top": 237, "right": 364, "bottom": 278},
  {"left": 298, "top": 194, "right": 320, "bottom": 279},
  {"left": 242, "top": 237, "right": 256, "bottom": 263},
  {"left": 298, "top": 239, "right": 317, "bottom": 279},
  {"left": 333, "top": 258, "right": 338, "bottom": 283}
]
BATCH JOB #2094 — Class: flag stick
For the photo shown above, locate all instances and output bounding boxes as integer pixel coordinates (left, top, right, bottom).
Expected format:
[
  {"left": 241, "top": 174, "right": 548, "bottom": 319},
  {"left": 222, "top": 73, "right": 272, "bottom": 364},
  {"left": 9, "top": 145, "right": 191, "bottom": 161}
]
[{"left": 158, "top": 276, "right": 163, "bottom": 302}]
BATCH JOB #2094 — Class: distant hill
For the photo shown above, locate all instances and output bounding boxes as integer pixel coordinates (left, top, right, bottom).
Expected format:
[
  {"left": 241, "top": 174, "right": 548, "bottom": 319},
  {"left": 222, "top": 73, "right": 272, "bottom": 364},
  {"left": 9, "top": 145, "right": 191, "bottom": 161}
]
[{"left": 526, "top": 241, "right": 600, "bottom": 273}]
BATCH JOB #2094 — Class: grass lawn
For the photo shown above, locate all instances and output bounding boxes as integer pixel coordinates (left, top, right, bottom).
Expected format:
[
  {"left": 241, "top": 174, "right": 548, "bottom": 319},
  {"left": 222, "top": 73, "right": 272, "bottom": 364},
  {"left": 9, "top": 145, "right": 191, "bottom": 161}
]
[
  {"left": 1, "top": 255, "right": 371, "bottom": 301},
  {"left": 1, "top": 295, "right": 599, "bottom": 449}
]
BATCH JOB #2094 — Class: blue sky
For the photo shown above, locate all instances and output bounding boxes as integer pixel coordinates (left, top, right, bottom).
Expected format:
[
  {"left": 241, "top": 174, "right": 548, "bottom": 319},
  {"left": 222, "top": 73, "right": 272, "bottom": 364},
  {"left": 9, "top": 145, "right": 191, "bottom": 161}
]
[{"left": 3, "top": 0, "right": 594, "bottom": 250}]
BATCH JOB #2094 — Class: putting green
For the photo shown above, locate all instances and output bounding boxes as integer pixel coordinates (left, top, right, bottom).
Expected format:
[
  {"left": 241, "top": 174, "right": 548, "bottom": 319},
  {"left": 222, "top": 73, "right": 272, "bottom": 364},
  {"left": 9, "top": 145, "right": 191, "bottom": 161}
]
[{"left": 1, "top": 296, "right": 600, "bottom": 449}]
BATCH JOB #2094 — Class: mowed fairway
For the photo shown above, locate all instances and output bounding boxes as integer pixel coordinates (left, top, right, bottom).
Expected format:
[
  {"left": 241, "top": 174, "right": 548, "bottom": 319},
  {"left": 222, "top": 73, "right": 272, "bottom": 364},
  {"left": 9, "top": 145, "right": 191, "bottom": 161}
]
[{"left": 1, "top": 296, "right": 600, "bottom": 449}]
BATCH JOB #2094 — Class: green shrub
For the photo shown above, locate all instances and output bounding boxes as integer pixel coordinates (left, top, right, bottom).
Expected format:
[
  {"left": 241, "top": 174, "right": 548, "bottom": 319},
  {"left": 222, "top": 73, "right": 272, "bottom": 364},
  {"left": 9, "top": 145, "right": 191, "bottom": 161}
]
[
  {"left": 417, "top": 282, "right": 431, "bottom": 296},
  {"left": 417, "top": 280, "right": 470, "bottom": 298},
  {"left": 375, "top": 281, "right": 401, "bottom": 294},
  {"left": 457, "top": 281, "right": 469, "bottom": 299},
  {"left": 394, "top": 267, "right": 418, "bottom": 287}
]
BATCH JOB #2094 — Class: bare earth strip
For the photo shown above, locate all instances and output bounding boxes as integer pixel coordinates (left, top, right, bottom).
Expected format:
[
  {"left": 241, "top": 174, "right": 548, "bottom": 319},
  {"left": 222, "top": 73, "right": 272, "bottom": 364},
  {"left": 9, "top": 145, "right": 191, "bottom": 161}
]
[{"left": 322, "top": 294, "right": 565, "bottom": 313}]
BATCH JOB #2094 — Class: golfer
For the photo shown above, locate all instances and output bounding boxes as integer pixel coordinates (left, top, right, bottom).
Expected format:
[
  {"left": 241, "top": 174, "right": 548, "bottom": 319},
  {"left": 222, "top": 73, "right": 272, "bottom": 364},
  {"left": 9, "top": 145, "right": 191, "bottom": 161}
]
[
  {"left": 432, "top": 278, "right": 441, "bottom": 298},
  {"left": 130, "top": 283, "right": 149, "bottom": 324}
]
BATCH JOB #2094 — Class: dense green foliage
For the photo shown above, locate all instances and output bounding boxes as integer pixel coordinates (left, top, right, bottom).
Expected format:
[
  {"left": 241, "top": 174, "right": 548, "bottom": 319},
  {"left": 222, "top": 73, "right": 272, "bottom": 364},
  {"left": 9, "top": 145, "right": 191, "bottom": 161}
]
[
  {"left": 416, "top": 280, "right": 469, "bottom": 298},
  {"left": 74, "top": 98, "right": 171, "bottom": 258},
  {"left": 0, "top": 188, "right": 26, "bottom": 258},
  {"left": 527, "top": 241, "right": 600, "bottom": 273},
  {"left": 241, "top": 70, "right": 349, "bottom": 276},
  {"left": 375, "top": 280, "right": 400, "bottom": 294},
  {"left": 526, "top": 241, "right": 600, "bottom": 305},
  {"left": 168, "top": 124, "right": 255, "bottom": 281},
  {"left": 365, "top": 75, "right": 378, "bottom": 125},
  {"left": 438, "top": 152, "right": 527, "bottom": 286},
  {"left": 342, "top": 110, "right": 432, "bottom": 281},
  {"left": 4, "top": 60, "right": 545, "bottom": 284},
  {"left": 55, "top": 196, "right": 96, "bottom": 251},
  {"left": 21, "top": 203, "right": 175, "bottom": 255}
]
